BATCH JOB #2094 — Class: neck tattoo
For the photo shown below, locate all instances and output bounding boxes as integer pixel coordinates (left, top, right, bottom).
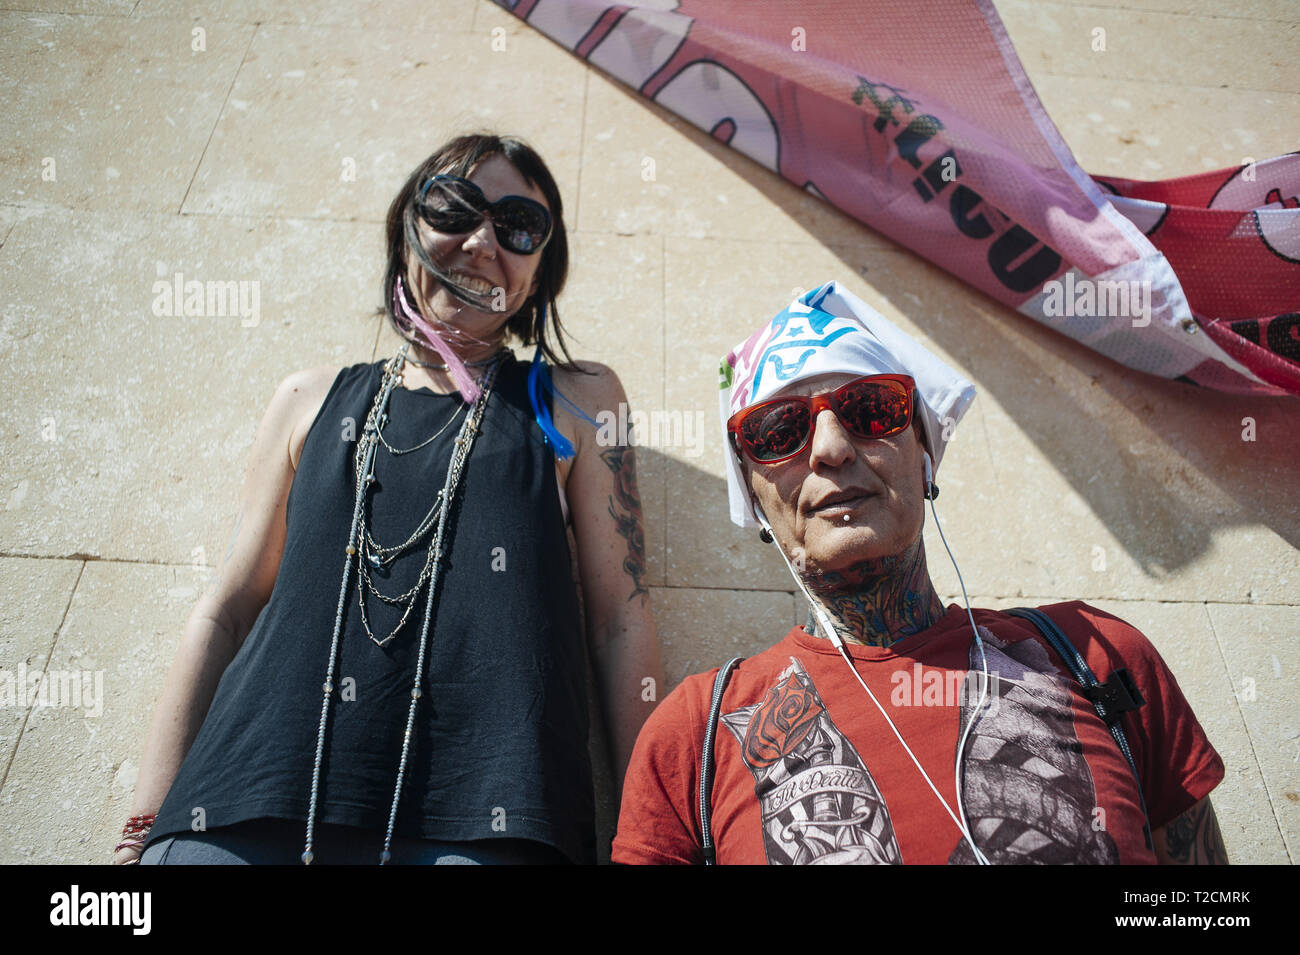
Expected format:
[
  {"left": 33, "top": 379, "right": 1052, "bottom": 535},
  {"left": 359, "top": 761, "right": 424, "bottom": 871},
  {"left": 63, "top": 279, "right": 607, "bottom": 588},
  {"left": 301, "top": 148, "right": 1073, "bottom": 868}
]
[{"left": 802, "top": 536, "right": 944, "bottom": 648}]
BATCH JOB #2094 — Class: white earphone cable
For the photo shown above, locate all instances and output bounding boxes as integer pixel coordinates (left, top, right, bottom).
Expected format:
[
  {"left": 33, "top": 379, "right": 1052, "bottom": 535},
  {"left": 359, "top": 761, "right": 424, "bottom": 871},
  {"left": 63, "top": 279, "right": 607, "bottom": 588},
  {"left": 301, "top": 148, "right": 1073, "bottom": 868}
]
[
  {"left": 926, "top": 485, "right": 992, "bottom": 866},
  {"left": 755, "top": 501, "right": 988, "bottom": 862}
]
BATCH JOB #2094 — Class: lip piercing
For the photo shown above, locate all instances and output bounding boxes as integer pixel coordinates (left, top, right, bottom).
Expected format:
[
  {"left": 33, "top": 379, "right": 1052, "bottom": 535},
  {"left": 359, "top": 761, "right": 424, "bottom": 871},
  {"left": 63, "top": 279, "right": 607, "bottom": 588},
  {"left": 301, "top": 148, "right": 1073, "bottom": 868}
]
[{"left": 842, "top": 514, "right": 851, "bottom": 522}]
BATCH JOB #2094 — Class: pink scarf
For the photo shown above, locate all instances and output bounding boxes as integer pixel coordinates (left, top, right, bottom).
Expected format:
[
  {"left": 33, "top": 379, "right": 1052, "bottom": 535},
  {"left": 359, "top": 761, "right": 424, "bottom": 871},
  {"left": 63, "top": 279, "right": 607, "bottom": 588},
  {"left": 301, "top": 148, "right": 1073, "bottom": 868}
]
[{"left": 393, "top": 275, "right": 481, "bottom": 404}]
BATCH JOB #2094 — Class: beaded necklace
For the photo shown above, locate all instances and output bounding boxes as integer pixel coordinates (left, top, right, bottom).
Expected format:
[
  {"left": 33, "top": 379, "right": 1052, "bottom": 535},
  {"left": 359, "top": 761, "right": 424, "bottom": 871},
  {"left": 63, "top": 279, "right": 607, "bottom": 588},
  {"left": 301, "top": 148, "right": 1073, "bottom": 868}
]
[{"left": 301, "top": 342, "right": 501, "bottom": 865}]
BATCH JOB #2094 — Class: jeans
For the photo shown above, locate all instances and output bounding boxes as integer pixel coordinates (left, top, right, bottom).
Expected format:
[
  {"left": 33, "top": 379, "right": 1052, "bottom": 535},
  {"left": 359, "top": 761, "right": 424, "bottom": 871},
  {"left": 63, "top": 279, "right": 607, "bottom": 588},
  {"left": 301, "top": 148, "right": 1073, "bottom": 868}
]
[{"left": 139, "top": 817, "right": 567, "bottom": 865}]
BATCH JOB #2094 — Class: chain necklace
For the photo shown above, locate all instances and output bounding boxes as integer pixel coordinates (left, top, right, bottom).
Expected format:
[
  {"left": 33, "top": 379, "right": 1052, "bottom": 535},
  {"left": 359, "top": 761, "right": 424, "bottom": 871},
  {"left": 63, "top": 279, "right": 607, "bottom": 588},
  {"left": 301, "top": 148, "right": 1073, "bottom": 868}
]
[
  {"left": 302, "top": 343, "right": 502, "bottom": 865},
  {"left": 375, "top": 399, "right": 465, "bottom": 456},
  {"left": 355, "top": 392, "right": 468, "bottom": 638}
]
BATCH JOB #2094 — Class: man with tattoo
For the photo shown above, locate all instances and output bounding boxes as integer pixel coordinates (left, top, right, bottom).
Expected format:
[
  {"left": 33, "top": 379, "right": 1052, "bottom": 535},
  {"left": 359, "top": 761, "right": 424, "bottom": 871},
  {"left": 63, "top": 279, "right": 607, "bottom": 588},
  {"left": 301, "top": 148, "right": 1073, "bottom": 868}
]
[{"left": 613, "top": 281, "right": 1227, "bottom": 865}]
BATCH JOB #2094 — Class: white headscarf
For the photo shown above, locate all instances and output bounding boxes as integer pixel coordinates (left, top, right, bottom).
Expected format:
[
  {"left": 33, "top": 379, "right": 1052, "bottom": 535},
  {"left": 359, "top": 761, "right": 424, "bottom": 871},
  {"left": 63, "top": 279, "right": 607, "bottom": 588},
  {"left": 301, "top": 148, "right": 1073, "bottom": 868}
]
[{"left": 719, "top": 280, "right": 977, "bottom": 528}]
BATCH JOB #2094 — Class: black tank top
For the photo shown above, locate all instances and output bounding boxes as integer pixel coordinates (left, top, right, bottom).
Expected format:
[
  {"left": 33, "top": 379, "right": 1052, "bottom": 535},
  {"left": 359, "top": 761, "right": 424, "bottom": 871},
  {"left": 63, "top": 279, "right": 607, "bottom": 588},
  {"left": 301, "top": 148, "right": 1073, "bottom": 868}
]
[{"left": 145, "top": 355, "right": 595, "bottom": 863}]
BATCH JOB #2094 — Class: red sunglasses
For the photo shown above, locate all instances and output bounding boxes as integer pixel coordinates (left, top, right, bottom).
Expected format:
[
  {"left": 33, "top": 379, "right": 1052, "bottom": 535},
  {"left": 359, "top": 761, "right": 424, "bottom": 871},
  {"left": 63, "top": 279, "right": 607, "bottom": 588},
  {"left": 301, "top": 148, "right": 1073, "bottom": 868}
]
[{"left": 727, "top": 374, "right": 916, "bottom": 464}]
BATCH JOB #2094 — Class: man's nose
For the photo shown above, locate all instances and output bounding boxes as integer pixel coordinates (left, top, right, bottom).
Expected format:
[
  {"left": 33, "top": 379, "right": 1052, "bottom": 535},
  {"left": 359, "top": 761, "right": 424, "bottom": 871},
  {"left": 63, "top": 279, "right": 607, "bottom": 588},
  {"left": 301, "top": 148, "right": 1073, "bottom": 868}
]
[{"left": 808, "top": 408, "right": 855, "bottom": 470}]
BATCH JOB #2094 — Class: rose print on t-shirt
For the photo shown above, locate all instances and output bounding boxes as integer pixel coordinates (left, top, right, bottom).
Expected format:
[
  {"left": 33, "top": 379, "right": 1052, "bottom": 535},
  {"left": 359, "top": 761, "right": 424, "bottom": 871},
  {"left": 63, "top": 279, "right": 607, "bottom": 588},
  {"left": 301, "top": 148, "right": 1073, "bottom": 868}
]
[
  {"left": 742, "top": 671, "right": 823, "bottom": 767},
  {"left": 722, "top": 658, "right": 901, "bottom": 865}
]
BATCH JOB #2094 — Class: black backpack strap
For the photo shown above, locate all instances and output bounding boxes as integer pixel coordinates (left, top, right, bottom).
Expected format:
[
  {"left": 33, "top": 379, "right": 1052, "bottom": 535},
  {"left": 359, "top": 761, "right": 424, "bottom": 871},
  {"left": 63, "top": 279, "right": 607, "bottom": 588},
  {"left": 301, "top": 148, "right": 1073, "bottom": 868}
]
[
  {"left": 1006, "top": 606, "right": 1154, "bottom": 851},
  {"left": 699, "top": 656, "right": 744, "bottom": 866}
]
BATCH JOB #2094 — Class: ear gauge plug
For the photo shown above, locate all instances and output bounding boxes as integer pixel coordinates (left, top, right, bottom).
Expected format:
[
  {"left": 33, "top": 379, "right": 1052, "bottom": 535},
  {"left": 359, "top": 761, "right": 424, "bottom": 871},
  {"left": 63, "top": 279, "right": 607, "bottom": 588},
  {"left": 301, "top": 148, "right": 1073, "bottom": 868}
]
[{"left": 754, "top": 501, "right": 776, "bottom": 543}]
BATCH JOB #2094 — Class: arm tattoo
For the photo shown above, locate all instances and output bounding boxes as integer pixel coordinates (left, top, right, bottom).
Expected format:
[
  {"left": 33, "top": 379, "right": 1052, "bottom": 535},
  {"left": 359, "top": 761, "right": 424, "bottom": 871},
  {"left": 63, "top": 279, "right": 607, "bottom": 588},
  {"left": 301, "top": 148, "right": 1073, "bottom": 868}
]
[
  {"left": 600, "top": 446, "right": 648, "bottom": 603},
  {"left": 1163, "top": 800, "right": 1227, "bottom": 864}
]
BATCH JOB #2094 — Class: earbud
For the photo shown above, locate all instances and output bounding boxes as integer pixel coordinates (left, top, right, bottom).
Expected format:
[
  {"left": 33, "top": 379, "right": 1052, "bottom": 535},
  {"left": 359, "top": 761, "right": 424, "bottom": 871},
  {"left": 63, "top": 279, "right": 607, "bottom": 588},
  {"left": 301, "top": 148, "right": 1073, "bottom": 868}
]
[
  {"left": 754, "top": 497, "right": 776, "bottom": 543},
  {"left": 923, "top": 451, "right": 938, "bottom": 501}
]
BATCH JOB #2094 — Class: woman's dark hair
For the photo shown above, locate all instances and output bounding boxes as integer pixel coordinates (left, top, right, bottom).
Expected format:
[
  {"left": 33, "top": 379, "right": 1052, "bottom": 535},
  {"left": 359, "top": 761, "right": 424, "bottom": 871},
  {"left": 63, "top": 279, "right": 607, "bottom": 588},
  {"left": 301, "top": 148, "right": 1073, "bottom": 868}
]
[{"left": 378, "top": 132, "right": 579, "bottom": 370}]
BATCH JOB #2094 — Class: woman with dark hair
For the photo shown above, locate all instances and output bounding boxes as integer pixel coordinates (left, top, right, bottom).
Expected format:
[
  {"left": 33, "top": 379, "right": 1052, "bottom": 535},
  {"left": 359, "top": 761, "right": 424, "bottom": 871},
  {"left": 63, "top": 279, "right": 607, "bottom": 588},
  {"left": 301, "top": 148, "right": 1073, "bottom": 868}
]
[{"left": 116, "top": 133, "right": 662, "bottom": 865}]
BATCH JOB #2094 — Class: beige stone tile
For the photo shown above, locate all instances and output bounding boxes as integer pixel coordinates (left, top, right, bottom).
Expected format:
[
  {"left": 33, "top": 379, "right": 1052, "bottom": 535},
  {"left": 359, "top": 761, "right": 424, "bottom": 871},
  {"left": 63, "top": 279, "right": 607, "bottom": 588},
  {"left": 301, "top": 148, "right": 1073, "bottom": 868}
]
[
  {"left": 0, "top": 202, "right": 46, "bottom": 248},
  {"left": 1205, "top": 602, "right": 1300, "bottom": 861},
  {"left": 578, "top": 69, "right": 896, "bottom": 249},
  {"left": 1034, "top": 74, "right": 1300, "bottom": 178},
  {"left": 960, "top": 293, "right": 1300, "bottom": 604},
  {"left": 0, "top": 561, "right": 190, "bottom": 864},
  {"left": 473, "top": 0, "right": 527, "bottom": 34},
  {"left": 1088, "top": 599, "right": 1287, "bottom": 863},
  {"left": 664, "top": 450, "right": 796, "bottom": 593},
  {"left": 649, "top": 586, "right": 793, "bottom": 696},
  {"left": 182, "top": 22, "right": 586, "bottom": 221},
  {"left": 993, "top": 0, "right": 1299, "bottom": 92},
  {"left": 557, "top": 233, "right": 664, "bottom": 437},
  {"left": 133, "top": 0, "right": 475, "bottom": 29},
  {"left": 0, "top": 557, "right": 83, "bottom": 791},
  {"left": 0, "top": 206, "right": 380, "bottom": 562},
  {"left": 563, "top": 232, "right": 667, "bottom": 587},
  {"left": 0, "top": 13, "right": 255, "bottom": 213}
]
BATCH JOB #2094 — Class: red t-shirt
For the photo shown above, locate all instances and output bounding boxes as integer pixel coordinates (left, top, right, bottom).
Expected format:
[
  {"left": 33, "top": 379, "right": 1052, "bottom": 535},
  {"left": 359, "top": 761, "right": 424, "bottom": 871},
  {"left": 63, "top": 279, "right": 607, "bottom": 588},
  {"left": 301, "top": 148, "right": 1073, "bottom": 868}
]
[{"left": 613, "top": 601, "right": 1224, "bottom": 865}]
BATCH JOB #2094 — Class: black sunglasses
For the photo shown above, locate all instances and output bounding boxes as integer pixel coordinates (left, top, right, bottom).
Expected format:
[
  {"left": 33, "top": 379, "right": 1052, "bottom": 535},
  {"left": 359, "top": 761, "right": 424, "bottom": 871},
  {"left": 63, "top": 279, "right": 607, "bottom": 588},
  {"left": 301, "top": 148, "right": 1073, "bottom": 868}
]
[{"left": 417, "top": 174, "right": 552, "bottom": 255}]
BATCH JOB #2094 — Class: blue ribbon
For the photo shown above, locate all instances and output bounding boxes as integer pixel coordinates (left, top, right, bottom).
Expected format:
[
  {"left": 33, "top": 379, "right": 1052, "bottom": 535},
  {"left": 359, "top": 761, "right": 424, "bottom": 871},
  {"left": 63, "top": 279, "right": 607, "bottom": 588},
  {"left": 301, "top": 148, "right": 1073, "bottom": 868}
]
[
  {"left": 526, "top": 302, "right": 603, "bottom": 459},
  {"left": 528, "top": 350, "right": 576, "bottom": 459}
]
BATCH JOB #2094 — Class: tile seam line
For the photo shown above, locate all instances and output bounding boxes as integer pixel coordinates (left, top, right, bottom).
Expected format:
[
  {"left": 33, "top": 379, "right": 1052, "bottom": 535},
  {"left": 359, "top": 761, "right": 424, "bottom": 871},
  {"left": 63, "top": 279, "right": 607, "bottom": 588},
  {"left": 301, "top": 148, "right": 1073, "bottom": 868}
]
[
  {"left": 177, "top": 22, "right": 258, "bottom": 216},
  {"left": 0, "top": 7, "right": 136, "bottom": 18},
  {"left": 0, "top": 554, "right": 213, "bottom": 569},
  {"left": 1200, "top": 601, "right": 1293, "bottom": 864},
  {"left": 0, "top": 561, "right": 1289, "bottom": 607},
  {"left": 0, "top": 558, "right": 85, "bottom": 794},
  {"left": 0, "top": 8, "right": 262, "bottom": 22}
]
